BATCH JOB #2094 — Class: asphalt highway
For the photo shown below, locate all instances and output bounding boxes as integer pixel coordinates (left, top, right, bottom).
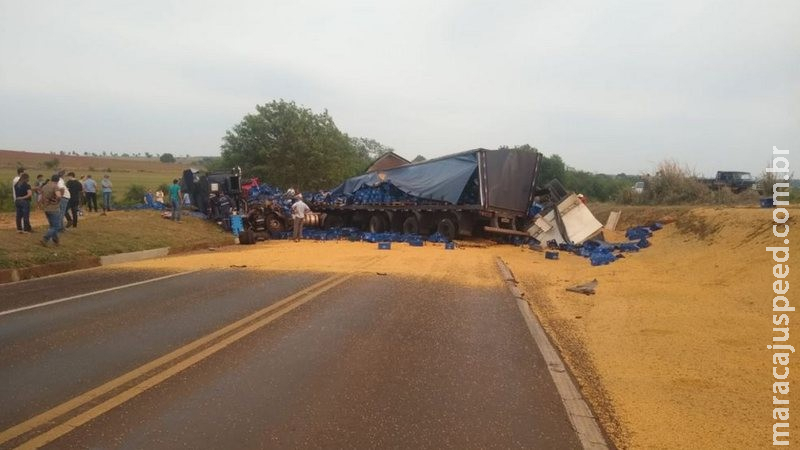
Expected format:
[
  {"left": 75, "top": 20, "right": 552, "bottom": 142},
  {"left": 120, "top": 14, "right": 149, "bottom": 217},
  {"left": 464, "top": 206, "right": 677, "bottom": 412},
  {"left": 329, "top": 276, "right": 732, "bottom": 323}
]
[{"left": 0, "top": 267, "right": 584, "bottom": 449}]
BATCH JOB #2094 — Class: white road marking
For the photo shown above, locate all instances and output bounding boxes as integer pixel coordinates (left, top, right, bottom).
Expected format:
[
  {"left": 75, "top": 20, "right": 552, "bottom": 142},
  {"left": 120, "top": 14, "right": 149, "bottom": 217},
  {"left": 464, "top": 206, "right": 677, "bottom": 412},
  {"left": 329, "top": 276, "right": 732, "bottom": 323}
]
[{"left": 0, "top": 271, "right": 198, "bottom": 317}]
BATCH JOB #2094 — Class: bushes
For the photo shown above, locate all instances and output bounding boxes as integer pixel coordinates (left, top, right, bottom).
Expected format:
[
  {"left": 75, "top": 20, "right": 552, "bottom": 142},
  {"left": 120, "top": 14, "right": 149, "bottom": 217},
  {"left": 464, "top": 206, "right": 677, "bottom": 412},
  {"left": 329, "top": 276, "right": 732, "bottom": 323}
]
[
  {"left": 639, "top": 161, "right": 711, "bottom": 204},
  {"left": 122, "top": 184, "right": 147, "bottom": 206}
]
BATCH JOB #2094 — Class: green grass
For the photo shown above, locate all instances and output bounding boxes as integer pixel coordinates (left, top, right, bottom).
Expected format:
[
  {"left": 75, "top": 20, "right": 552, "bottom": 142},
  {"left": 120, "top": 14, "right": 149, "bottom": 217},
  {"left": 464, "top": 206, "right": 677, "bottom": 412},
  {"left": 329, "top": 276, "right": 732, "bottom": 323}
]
[{"left": 0, "top": 209, "right": 234, "bottom": 269}]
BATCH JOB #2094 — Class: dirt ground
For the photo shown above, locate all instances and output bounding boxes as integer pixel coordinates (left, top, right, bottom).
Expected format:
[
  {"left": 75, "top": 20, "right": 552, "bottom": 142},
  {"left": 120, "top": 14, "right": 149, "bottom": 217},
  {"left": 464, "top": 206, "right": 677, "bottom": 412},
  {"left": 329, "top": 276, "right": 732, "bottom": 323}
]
[{"left": 63, "top": 206, "right": 800, "bottom": 448}]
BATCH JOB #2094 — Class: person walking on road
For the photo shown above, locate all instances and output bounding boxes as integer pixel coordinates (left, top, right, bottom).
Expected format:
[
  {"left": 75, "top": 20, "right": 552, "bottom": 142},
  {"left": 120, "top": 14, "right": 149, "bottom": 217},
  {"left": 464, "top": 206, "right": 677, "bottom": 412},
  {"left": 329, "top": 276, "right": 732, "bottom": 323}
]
[
  {"left": 101, "top": 174, "right": 113, "bottom": 215},
  {"left": 65, "top": 172, "right": 83, "bottom": 228},
  {"left": 291, "top": 194, "right": 310, "bottom": 242},
  {"left": 40, "top": 174, "right": 62, "bottom": 246},
  {"left": 14, "top": 173, "right": 33, "bottom": 233},
  {"left": 169, "top": 179, "right": 182, "bottom": 222},
  {"left": 83, "top": 174, "right": 98, "bottom": 212}
]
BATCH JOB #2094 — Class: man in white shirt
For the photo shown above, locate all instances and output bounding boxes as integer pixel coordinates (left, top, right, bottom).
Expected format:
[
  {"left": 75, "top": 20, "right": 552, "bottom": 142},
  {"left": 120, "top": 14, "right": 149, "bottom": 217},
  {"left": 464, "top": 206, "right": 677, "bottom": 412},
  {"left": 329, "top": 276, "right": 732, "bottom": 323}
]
[
  {"left": 11, "top": 167, "right": 24, "bottom": 200},
  {"left": 57, "top": 170, "right": 70, "bottom": 232},
  {"left": 291, "top": 194, "right": 311, "bottom": 242}
]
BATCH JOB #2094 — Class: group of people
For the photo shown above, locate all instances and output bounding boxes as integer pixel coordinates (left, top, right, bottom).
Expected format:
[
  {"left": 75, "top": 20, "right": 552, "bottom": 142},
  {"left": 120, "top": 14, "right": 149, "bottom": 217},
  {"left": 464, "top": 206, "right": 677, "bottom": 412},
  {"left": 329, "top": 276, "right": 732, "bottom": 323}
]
[{"left": 12, "top": 167, "right": 114, "bottom": 246}]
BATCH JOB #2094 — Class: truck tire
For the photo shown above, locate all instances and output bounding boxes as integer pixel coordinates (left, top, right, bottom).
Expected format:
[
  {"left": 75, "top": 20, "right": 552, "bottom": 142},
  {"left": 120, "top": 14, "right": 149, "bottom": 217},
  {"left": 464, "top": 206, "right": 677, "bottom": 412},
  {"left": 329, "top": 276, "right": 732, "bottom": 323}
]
[
  {"left": 402, "top": 216, "right": 419, "bottom": 235},
  {"left": 368, "top": 214, "right": 388, "bottom": 233},
  {"left": 324, "top": 214, "right": 345, "bottom": 229},
  {"left": 239, "top": 229, "right": 256, "bottom": 245},
  {"left": 437, "top": 218, "right": 458, "bottom": 241},
  {"left": 266, "top": 214, "right": 284, "bottom": 234}
]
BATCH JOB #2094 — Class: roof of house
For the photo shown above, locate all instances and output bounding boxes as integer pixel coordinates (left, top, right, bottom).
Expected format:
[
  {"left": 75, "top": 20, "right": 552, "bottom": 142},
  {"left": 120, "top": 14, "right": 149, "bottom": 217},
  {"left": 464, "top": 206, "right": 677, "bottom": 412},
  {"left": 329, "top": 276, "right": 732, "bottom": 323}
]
[{"left": 366, "top": 152, "right": 411, "bottom": 173}]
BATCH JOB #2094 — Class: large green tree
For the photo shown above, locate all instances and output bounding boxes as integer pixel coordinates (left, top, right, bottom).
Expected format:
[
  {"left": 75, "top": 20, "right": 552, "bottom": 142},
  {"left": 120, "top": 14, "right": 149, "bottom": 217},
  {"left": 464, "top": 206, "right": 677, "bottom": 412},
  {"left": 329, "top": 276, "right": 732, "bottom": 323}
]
[
  {"left": 220, "top": 100, "right": 366, "bottom": 190},
  {"left": 350, "top": 137, "right": 394, "bottom": 162}
]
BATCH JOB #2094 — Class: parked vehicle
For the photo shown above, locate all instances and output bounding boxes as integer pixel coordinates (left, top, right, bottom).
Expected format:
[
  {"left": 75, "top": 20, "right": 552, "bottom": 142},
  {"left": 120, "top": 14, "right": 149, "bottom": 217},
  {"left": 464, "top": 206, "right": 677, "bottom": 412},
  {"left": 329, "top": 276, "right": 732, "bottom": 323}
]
[{"left": 702, "top": 171, "right": 756, "bottom": 193}]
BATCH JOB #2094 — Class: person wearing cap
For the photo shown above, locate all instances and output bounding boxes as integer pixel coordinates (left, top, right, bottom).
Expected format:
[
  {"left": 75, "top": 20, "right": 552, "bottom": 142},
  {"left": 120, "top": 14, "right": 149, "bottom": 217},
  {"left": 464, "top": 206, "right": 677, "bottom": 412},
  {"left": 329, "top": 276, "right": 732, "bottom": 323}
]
[{"left": 291, "top": 194, "right": 310, "bottom": 242}]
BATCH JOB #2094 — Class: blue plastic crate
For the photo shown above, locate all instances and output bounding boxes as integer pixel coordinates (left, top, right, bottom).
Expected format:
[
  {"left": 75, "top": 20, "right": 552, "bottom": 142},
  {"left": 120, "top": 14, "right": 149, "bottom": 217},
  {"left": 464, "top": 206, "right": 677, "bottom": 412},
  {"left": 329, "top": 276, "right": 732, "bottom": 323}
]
[
  {"left": 378, "top": 242, "right": 391, "bottom": 250},
  {"left": 760, "top": 197, "right": 773, "bottom": 208},
  {"left": 545, "top": 251, "right": 559, "bottom": 260},
  {"left": 445, "top": 242, "right": 455, "bottom": 250}
]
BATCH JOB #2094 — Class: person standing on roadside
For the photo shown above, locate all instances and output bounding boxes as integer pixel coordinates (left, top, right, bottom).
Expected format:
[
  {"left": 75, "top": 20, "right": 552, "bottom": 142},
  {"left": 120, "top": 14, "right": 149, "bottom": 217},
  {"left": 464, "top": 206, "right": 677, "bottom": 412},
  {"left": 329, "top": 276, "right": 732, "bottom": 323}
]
[
  {"left": 12, "top": 167, "right": 24, "bottom": 201},
  {"left": 14, "top": 173, "right": 33, "bottom": 233},
  {"left": 83, "top": 174, "right": 98, "bottom": 212},
  {"left": 56, "top": 170, "right": 70, "bottom": 232},
  {"left": 33, "top": 174, "right": 44, "bottom": 208},
  {"left": 169, "top": 178, "right": 182, "bottom": 222},
  {"left": 64, "top": 172, "right": 83, "bottom": 228},
  {"left": 291, "top": 194, "right": 310, "bottom": 242},
  {"left": 101, "top": 174, "right": 113, "bottom": 215},
  {"left": 40, "top": 174, "right": 62, "bottom": 246}
]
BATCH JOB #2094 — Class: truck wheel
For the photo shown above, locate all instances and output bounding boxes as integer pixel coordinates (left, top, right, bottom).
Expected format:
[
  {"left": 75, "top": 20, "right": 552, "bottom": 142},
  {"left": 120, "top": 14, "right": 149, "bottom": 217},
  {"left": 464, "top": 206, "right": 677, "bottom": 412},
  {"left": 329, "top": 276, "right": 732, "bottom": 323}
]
[
  {"left": 437, "top": 218, "right": 458, "bottom": 241},
  {"left": 239, "top": 229, "right": 256, "bottom": 245},
  {"left": 266, "top": 214, "right": 284, "bottom": 234},
  {"left": 369, "top": 214, "right": 388, "bottom": 233},
  {"left": 324, "top": 214, "right": 345, "bottom": 229},
  {"left": 402, "top": 216, "right": 419, "bottom": 235}
]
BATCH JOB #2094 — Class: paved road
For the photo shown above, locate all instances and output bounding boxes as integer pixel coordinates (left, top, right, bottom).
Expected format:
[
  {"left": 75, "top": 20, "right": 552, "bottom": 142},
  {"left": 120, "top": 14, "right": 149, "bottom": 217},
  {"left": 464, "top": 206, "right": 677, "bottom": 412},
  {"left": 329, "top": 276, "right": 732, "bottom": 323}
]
[{"left": 0, "top": 267, "right": 583, "bottom": 449}]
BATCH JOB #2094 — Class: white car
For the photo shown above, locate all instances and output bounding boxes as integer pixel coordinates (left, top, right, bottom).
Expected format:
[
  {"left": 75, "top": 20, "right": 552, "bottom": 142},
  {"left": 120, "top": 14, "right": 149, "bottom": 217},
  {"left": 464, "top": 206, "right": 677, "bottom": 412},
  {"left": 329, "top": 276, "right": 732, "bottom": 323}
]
[{"left": 632, "top": 181, "right": 645, "bottom": 194}]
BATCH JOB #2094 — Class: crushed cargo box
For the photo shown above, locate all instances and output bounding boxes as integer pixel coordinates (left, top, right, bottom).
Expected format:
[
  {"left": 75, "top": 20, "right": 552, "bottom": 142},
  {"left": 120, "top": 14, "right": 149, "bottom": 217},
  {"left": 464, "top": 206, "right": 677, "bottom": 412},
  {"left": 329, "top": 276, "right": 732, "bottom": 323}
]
[{"left": 527, "top": 193, "right": 603, "bottom": 245}]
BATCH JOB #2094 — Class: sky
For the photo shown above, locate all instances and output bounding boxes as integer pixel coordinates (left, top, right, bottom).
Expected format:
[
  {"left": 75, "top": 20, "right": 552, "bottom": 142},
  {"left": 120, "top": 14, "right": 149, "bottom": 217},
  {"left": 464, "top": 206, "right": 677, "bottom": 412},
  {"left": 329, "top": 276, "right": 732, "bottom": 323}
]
[{"left": 1, "top": 0, "right": 798, "bottom": 177}]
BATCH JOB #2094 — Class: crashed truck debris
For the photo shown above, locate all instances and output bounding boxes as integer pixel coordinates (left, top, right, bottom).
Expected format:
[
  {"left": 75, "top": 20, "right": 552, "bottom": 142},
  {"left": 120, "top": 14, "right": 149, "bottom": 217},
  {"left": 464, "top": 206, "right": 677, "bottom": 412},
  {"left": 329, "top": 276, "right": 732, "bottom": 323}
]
[{"left": 527, "top": 193, "right": 603, "bottom": 245}]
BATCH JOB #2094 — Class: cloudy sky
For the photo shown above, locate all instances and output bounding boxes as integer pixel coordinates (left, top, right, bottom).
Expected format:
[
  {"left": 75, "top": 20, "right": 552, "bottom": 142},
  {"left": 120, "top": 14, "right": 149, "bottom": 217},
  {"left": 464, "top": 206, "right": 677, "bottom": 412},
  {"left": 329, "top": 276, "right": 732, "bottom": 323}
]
[{"left": 1, "top": 0, "right": 797, "bottom": 176}]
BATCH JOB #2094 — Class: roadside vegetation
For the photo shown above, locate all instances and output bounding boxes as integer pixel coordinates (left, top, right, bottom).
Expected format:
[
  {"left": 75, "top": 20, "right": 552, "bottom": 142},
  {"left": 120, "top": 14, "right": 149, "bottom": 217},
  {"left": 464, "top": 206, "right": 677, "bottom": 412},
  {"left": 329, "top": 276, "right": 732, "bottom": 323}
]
[{"left": 0, "top": 210, "right": 232, "bottom": 269}]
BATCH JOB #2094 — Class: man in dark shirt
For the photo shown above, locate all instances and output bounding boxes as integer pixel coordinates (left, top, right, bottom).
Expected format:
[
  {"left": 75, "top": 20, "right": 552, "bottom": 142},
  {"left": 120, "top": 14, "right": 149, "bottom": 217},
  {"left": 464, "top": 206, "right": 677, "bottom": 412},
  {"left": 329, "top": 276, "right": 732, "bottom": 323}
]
[{"left": 65, "top": 172, "right": 83, "bottom": 228}]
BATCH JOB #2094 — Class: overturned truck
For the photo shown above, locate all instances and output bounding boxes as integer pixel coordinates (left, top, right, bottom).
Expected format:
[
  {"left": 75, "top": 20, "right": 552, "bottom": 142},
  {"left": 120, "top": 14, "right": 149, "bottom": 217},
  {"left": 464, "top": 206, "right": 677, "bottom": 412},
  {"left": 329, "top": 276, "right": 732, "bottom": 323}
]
[{"left": 313, "top": 148, "right": 542, "bottom": 241}]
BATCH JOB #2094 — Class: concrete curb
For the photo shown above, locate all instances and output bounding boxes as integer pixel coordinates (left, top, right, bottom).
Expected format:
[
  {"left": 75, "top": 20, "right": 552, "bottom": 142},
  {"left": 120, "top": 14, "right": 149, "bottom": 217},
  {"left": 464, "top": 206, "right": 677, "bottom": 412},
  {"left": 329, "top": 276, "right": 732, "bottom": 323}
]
[
  {"left": 495, "top": 257, "right": 610, "bottom": 450},
  {"left": 0, "top": 258, "right": 101, "bottom": 284},
  {"left": 0, "top": 247, "right": 172, "bottom": 285}
]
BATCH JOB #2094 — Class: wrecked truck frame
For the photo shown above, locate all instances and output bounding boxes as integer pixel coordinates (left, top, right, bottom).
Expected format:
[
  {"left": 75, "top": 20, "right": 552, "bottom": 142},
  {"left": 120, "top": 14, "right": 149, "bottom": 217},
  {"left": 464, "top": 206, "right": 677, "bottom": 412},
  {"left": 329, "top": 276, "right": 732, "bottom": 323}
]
[{"left": 313, "top": 148, "right": 543, "bottom": 241}]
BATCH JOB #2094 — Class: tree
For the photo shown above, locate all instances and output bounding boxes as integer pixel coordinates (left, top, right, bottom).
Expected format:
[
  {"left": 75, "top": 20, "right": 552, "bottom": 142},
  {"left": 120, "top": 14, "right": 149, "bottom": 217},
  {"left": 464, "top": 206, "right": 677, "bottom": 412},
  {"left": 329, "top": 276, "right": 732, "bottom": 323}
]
[
  {"left": 219, "top": 100, "right": 366, "bottom": 190},
  {"left": 538, "top": 154, "right": 566, "bottom": 185},
  {"left": 160, "top": 153, "right": 176, "bottom": 163},
  {"left": 350, "top": 137, "right": 394, "bottom": 161}
]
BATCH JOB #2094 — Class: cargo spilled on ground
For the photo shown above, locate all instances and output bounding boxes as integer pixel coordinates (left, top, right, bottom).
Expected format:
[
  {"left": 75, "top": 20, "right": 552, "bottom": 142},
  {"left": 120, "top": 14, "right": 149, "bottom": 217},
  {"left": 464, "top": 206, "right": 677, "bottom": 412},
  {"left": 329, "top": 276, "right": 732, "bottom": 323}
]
[{"left": 96, "top": 205, "right": 790, "bottom": 450}]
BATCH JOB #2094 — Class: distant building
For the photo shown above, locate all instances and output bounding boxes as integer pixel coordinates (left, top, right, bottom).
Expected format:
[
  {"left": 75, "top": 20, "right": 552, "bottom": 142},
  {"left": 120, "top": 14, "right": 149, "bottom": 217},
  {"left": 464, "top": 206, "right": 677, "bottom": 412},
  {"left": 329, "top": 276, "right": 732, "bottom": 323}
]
[{"left": 366, "top": 151, "right": 411, "bottom": 173}]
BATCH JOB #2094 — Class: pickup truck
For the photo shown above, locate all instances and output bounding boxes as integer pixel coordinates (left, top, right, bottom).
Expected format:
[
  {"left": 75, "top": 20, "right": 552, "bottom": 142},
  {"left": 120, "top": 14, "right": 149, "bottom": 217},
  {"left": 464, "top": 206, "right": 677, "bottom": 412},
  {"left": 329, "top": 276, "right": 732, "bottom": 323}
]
[{"left": 703, "top": 171, "right": 756, "bottom": 194}]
